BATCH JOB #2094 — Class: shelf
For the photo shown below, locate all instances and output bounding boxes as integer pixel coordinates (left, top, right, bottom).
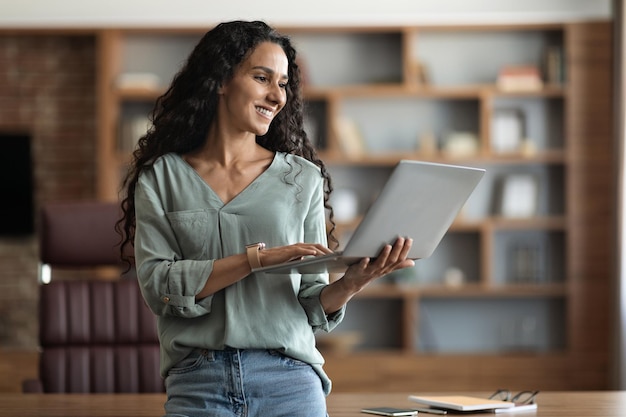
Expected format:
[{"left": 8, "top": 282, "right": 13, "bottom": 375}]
[
  {"left": 357, "top": 282, "right": 567, "bottom": 299},
  {"left": 321, "top": 349, "right": 567, "bottom": 359},
  {"left": 304, "top": 84, "right": 566, "bottom": 99},
  {"left": 417, "top": 283, "right": 567, "bottom": 298},
  {"left": 116, "top": 86, "right": 163, "bottom": 101},
  {"left": 321, "top": 150, "right": 567, "bottom": 165},
  {"left": 337, "top": 216, "right": 564, "bottom": 233},
  {"left": 489, "top": 216, "right": 567, "bottom": 230}
]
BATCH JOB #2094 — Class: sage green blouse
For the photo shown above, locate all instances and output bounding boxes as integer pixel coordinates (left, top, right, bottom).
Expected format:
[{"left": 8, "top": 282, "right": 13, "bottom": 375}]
[{"left": 134, "top": 152, "right": 344, "bottom": 395}]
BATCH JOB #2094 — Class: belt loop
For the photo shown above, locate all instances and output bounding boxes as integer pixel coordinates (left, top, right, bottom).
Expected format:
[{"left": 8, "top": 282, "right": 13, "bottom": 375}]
[{"left": 199, "top": 348, "right": 215, "bottom": 360}]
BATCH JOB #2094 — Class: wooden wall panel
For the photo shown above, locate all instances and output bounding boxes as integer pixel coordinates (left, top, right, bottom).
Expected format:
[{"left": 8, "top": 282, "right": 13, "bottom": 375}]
[
  {"left": 324, "top": 353, "right": 572, "bottom": 392},
  {"left": 566, "top": 21, "right": 614, "bottom": 389}
]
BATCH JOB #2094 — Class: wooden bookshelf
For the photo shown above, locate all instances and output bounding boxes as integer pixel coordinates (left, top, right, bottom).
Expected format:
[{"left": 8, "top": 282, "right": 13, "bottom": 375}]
[{"left": 94, "top": 21, "right": 614, "bottom": 391}]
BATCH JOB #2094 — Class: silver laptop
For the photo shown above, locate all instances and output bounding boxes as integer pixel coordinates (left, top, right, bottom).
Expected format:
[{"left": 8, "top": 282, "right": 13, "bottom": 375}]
[{"left": 252, "top": 160, "right": 485, "bottom": 274}]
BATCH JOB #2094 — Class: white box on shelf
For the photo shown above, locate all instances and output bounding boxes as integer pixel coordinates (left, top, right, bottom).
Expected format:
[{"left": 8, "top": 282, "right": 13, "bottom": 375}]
[
  {"left": 491, "top": 109, "right": 524, "bottom": 154},
  {"left": 498, "top": 174, "right": 539, "bottom": 218}
]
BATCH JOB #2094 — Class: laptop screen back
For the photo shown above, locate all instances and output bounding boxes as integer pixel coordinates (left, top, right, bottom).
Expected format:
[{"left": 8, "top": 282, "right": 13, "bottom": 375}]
[{"left": 342, "top": 160, "right": 485, "bottom": 259}]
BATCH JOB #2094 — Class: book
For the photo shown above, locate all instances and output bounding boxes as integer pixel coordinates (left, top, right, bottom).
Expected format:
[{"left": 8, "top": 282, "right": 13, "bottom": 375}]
[
  {"left": 497, "top": 65, "right": 543, "bottom": 92},
  {"left": 361, "top": 407, "right": 417, "bottom": 416},
  {"left": 493, "top": 402, "right": 538, "bottom": 413},
  {"left": 408, "top": 395, "right": 515, "bottom": 412}
]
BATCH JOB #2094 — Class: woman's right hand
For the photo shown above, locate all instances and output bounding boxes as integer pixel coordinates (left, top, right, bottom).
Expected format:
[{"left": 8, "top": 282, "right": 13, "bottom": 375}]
[
  {"left": 197, "top": 242, "right": 332, "bottom": 300},
  {"left": 258, "top": 242, "right": 332, "bottom": 268}
]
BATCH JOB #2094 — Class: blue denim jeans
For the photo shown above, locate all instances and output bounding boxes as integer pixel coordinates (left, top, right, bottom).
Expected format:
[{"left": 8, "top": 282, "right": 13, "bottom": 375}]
[{"left": 164, "top": 347, "right": 327, "bottom": 417}]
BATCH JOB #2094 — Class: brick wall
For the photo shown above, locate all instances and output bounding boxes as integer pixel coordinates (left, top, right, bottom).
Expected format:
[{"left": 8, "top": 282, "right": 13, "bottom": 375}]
[{"left": 0, "top": 34, "right": 97, "bottom": 349}]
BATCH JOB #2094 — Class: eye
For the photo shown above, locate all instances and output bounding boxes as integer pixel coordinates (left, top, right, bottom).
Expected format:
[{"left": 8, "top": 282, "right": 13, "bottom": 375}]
[
  {"left": 254, "top": 75, "right": 268, "bottom": 83},
  {"left": 279, "top": 81, "right": 288, "bottom": 89}
]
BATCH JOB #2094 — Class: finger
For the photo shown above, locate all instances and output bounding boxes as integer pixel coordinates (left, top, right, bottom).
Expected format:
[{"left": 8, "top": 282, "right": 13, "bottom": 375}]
[
  {"left": 345, "top": 258, "right": 369, "bottom": 277},
  {"left": 398, "top": 237, "right": 413, "bottom": 260},
  {"left": 373, "top": 244, "right": 392, "bottom": 267},
  {"left": 299, "top": 243, "right": 332, "bottom": 255},
  {"left": 315, "top": 244, "right": 334, "bottom": 254},
  {"left": 286, "top": 246, "right": 318, "bottom": 262},
  {"left": 401, "top": 258, "right": 416, "bottom": 268},
  {"left": 381, "top": 239, "right": 405, "bottom": 267},
  {"left": 387, "top": 237, "right": 406, "bottom": 263},
  {"left": 386, "top": 238, "right": 412, "bottom": 267}
]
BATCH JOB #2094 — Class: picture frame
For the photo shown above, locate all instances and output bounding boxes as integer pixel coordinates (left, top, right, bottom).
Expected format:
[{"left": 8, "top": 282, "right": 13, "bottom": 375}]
[
  {"left": 491, "top": 108, "right": 524, "bottom": 154},
  {"left": 498, "top": 174, "right": 539, "bottom": 218}
]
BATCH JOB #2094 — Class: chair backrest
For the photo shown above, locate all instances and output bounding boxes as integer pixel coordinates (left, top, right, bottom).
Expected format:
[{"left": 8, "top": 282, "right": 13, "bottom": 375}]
[
  {"left": 38, "top": 201, "right": 127, "bottom": 283},
  {"left": 26, "top": 201, "right": 164, "bottom": 393},
  {"left": 40, "top": 200, "right": 125, "bottom": 267}
]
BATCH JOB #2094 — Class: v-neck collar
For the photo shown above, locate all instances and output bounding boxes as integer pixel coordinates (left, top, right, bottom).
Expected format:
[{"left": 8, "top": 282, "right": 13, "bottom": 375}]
[{"left": 173, "top": 152, "right": 279, "bottom": 207}]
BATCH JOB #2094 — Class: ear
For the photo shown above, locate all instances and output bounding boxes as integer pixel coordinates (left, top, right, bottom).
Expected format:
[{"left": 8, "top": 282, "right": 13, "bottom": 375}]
[{"left": 217, "top": 80, "right": 227, "bottom": 95}]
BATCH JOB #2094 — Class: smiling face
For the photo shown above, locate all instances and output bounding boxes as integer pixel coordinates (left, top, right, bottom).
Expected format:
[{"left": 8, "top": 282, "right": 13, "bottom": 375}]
[{"left": 217, "top": 41, "right": 289, "bottom": 137}]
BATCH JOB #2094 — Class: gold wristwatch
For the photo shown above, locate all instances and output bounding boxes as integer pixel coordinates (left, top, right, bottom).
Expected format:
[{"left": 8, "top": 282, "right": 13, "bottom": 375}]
[{"left": 246, "top": 242, "right": 266, "bottom": 269}]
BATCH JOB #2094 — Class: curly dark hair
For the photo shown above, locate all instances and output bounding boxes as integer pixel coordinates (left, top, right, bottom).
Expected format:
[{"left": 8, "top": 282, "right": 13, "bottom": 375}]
[{"left": 117, "top": 20, "right": 336, "bottom": 267}]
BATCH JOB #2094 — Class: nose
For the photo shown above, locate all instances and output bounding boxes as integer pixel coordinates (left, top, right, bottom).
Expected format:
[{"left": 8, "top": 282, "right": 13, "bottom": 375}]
[{"left": 267, "top": 83, "right": 286, "bottom": 107}]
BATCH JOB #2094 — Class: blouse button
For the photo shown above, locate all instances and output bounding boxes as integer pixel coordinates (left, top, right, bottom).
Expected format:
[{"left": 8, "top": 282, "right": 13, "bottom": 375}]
[{"left": 162, "top": 296, "right": 170, "bottom": 303}]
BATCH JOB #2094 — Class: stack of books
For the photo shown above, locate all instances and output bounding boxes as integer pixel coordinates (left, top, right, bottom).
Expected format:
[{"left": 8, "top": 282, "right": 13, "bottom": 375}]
[
  {"left": 408, "top": 395, "right": 538, "bottom": 414},
  {"left": 497, "top": 65, "right": 543, "bottom": 92}
]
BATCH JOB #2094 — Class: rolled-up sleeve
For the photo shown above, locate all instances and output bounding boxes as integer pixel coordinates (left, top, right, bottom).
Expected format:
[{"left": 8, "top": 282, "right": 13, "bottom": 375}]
[
  {"left": 134, "top": 172, "right": 215, "bottom": 318},
  {"left": 299, "top": 283, "right": 345, "bottom": 332}
]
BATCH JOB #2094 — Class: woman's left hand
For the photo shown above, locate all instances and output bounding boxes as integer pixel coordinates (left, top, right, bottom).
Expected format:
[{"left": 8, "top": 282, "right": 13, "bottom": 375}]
[
  {"left": 342, "top": 236, "right": 414, "bottom": 291},
  {"left": 320, "top": 237, "right": 414, "bottom": 314}
]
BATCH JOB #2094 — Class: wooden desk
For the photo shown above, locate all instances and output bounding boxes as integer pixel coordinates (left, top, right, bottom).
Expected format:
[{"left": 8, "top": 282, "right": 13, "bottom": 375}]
[{"left": 0, "top": 391, "right": 624, "bottom": 416}]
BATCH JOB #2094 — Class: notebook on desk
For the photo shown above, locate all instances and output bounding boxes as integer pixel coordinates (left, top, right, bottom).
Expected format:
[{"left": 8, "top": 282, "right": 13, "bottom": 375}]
[
  {"left": 408, "top": 395, "right": 516, "bottom": 412},
  {"left": 252, "top": 160, "right": 485, "bottom": 274}
]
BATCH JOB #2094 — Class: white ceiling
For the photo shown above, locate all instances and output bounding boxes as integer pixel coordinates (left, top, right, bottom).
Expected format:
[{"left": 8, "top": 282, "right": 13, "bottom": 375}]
[{"left": 0, "top": 0, "right": 613, "bottom": 28}]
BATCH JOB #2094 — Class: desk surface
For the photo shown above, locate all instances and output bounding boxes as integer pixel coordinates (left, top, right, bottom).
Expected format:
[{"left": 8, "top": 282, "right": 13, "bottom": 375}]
[{"left": 0, "top": 391, "right": 625, "bottom": 416}]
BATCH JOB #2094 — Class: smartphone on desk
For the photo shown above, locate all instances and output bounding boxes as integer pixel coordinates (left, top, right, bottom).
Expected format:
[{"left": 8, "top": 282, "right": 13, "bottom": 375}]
[{"left": 361, "top": 407, "right": 418, "bottom": 416}]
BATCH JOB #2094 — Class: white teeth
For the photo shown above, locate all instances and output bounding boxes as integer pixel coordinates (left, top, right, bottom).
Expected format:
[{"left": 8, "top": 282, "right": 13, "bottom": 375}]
[{"left": 256, "top": 107, "right": 273, "bottom": 117}]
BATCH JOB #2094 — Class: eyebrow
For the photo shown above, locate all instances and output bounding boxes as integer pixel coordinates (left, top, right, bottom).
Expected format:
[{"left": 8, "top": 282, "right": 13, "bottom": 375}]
[{"left": 251, "top": 65, "right": 289, "bottom": 80}]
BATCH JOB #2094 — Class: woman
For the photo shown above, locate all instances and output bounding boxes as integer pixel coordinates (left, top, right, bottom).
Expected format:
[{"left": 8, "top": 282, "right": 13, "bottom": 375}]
[{"left": 118, "top": 20, "right": 414, "bottom": 417}]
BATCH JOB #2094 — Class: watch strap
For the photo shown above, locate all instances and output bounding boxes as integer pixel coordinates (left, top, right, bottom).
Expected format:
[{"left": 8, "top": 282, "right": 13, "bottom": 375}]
[{"left": 246, "top": 242, "right": 265, "bottom": 269}]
